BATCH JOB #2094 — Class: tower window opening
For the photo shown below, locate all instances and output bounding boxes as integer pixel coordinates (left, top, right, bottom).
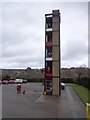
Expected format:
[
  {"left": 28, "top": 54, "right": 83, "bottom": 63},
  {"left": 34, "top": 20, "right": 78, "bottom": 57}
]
[
  {"left": 45, "top": 61, "right": 52, "bottom": 73},
  {"left": 46, "top": 47, "right": 52, "bottom": 57},
  {"left": 46, "top": 31, "right": 52, "bottom": 42},
  {"left": 46, "top": 17, "right": 52, "bottom": 28}
]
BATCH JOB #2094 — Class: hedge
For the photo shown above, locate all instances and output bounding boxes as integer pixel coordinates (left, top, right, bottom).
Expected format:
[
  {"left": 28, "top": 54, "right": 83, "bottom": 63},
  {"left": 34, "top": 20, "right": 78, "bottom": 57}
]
[
  {"left": 74, "top": 76, "right": 90, "bottom": 90},
  {"left": 61, "top": 77, "right": 74, "bottom": 83},
  {"left": 78, "top": 76, "right": 90, "bottom": 90},
  {"left": 27, "top": 78, "right": 43, "bottom": 82}
]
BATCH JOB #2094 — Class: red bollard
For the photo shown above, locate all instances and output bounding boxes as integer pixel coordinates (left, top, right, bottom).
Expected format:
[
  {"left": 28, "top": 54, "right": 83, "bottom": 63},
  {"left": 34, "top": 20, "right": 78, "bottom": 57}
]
[
  {"left": 16, "top": 85, "right": 19, "bottom": 92},
  {"left": 16, "top": 84, "right": 21, "bottom": 93},
  {"left": 23, "top": 90, "right": 25, "bottom": 94},
  {"left": 19, "top": 84, "right": 21, "bottom": 93}
]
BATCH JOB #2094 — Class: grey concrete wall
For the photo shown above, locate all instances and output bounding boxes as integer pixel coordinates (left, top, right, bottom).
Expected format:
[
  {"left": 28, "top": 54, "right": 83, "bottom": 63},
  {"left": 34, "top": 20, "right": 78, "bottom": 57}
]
[
  {"left": 52, "top": 78, "right": 60, "bottom": 95},
  {"left": 53, "top": 31, "right": 59, "bottom": 45},
  {"left": 52, "top": 23, "right": 59, "bottom": 31},
  {"left": 52, "top": 62, "right": 59, "bottom": 77},
  {"left": 52, "top": 17, "right": 59, "bottom": 23},
  {"left": 52, "top": 10, "right": 60, "bottom": 96},
  {"left": 52, "top": 46, "right": 59, "bottom": 60}
]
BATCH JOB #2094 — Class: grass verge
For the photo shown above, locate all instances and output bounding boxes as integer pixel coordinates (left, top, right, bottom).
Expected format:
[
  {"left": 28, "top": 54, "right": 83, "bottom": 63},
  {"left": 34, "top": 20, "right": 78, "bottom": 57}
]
[{"left": 66, "top": 83, "right": 90, "bottom": 104}]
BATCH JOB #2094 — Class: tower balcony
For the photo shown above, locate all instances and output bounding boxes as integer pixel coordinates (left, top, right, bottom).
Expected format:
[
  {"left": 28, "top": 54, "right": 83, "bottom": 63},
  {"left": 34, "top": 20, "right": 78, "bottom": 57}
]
[
  {"left": 46, "top": 58, "right": 52, "bottom": 61},
  {"left": 46, "top": 28, "right": 52, "bottom": 32},
  {"left": 46, "top": 52, "right": 52, "bottom": 58},
  {"left": 45, "top": 73, "right": 52, "bottom": 77}
]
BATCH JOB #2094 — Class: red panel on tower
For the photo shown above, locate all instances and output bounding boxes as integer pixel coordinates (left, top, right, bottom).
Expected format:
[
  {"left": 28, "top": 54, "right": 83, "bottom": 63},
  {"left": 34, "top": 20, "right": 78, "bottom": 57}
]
[
  {"left": 46, "top": 42, "right": 53, "bottom": 46},
  {"left": 45, "top": 73, "right": 52, "bottom": 77}
]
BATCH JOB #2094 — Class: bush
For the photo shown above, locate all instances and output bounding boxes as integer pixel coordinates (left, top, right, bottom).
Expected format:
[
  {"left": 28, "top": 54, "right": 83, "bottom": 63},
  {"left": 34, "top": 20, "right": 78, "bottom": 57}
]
[
  {"left": 77, "top": 77, "right": 82, "bottom": 85},
  {"left": 27, "top": 78, "right": 43, "bottom": 82},
  {"left": 80, "top": 77, "right": 87, "bottom": 87},
  {"left": 2, "top": 75, "right": 11, "bottom": 80},
  {"left": 77, "top": 76, "right": 90, "bottom": 90},
  {"left": 88, "top": 77, "right": 90, "bottom": 90},
  {"left": 61, "top": 77, "right": 74, "bottom": 83}
]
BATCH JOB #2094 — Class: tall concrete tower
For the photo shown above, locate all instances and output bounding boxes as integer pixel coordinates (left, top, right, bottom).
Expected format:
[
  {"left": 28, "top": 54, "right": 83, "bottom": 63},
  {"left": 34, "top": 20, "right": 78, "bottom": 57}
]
[{"left": 44, "top": 10, "right": 61, "bottom": 96}]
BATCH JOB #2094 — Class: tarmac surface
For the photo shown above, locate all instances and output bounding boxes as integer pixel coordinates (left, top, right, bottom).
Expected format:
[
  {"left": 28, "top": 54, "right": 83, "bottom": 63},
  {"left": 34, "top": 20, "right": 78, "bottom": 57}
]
[{"left": 1, "top": 83, "right": 86, "bottom": 118}]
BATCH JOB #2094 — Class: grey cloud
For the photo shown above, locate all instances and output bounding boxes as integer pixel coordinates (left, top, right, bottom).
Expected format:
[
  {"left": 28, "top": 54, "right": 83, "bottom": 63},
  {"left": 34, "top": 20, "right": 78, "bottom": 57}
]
[
  {"left": 2, "top": 3, "right": 37, "bottom": 25},
  {"left": 62, "top": 37, "right": 88, "bottom": 60},
  {"left": 2, "top": 53, "right": 44, "bottom": 69},
  {"left": 1, "top": 2, "right": 88, "bottom": 68}
]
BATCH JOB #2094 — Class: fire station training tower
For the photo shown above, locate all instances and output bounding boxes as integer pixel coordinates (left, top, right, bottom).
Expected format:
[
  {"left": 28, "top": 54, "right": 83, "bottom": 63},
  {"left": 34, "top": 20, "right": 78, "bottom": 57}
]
[{"left": 44, "top": 10, "right": 61, "bottom": 96}]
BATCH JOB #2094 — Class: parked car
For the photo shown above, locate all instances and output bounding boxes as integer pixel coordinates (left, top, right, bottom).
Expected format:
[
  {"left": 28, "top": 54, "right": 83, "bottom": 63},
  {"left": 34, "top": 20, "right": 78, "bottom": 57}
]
[
  {"left": 2, "top": 80, "right": 9, "bottom": 84},
  {"left": 14, "top": 79, "right": 23, "bottom": 84},
  {"left": 22, "top": 80, "right": 27, "bottom": 83},
  {"left": 9, "top": 80, "right": 15, "bottom": 84},
  {"left": 61, "top": 82, "right": 65, "bottom": 90}
]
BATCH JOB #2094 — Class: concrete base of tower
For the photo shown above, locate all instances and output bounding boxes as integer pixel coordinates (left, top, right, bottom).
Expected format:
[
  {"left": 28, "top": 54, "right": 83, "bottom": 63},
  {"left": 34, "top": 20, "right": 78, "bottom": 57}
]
[{"left": 52, "top": 78, "right": 61, "bottom": 96}]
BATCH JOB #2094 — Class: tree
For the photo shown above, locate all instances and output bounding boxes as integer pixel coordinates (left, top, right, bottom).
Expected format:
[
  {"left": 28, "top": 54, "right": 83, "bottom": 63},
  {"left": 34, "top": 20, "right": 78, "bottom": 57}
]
[
  {"left": 2, "top": 75, "right": 10, "bottom": 80},
  {"left": 74, "top": 65, "right": 86, "bottom": 84},
  {"left": 25, "top": 67, "right": 31, "bottom": 71},
  {"left": 40, "top": 68, "right": 45, "bottom": 73},
  {"left": 79, "top": 64, "right": 87, "bottom": 68}
]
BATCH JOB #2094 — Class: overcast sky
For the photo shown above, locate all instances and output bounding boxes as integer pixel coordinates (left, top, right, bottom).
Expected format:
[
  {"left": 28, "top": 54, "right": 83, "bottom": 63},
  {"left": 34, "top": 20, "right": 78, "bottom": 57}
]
[{"left": 0, "top": 2, "right": 88, "bottom": 69}]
